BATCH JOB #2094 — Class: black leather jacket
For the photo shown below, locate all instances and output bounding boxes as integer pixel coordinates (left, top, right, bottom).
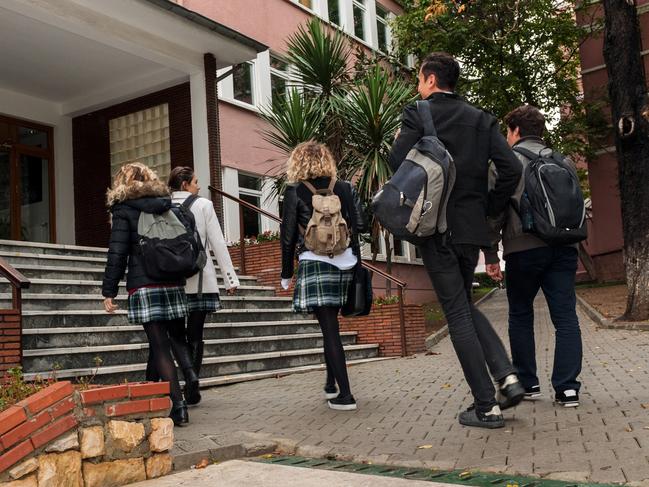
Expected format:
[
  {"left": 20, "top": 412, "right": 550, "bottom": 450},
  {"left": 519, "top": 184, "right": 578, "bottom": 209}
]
[
  {"left": 280, "top": 177, "right": 367, "bottom": 279},
  {"left": 102, "top": 196, "right": 185, "bottom": 298}
]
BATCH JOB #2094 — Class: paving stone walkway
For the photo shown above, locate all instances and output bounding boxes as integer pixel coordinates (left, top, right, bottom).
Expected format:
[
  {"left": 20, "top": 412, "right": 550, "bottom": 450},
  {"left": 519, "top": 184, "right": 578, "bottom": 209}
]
[{"left": 174, "top": 290, "right": 649, "bottom": 485}]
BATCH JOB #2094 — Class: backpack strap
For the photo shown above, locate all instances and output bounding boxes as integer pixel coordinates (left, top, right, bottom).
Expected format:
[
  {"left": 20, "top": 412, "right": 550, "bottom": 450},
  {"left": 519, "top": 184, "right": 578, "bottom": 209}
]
[
  {"left": 513, "top": 146, "right": 541, "bottom": 161},
  {"left": 182, "top": 194, "right": 200, "bottom": 211},
  {"left": 416, "top": 100, "right": 437, "bottom": 137},
  {"left": 302, "top": 180, "right": 318, "bottom": 195}
]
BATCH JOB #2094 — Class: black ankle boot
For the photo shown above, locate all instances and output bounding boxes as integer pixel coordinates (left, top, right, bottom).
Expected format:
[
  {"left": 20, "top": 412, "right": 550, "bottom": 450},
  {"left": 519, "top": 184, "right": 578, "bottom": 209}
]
[
  {"left": 169, "top": 399, "right": 189, "bottom": 426},
  {"left": 190, "top": 341, "right": 205, "bottom": 377},
  {"left": 170, "top": 338, "right": 201, "bottom": 406}
]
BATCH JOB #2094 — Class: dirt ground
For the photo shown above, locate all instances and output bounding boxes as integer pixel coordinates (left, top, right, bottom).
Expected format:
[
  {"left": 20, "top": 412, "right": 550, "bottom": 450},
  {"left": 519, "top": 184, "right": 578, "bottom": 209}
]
[{"left": 577, "top": 284, "right": 628, "bottom": 320}]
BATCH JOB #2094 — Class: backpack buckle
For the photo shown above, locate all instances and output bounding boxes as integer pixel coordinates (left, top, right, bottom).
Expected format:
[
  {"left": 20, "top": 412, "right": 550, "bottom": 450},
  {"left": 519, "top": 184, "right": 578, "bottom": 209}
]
[
  {"left": 399, "top": 192, "right": 405, "bottom": 206},
  {"left": 421, "top": 200, "right": 433, "bottom": 215}
]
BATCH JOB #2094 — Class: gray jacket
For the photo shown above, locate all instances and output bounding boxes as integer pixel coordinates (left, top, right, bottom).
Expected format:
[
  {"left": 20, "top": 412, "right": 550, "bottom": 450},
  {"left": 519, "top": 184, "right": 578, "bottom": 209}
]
[{"left": 484, "top": 136, "right": 576, "bottom": 264}]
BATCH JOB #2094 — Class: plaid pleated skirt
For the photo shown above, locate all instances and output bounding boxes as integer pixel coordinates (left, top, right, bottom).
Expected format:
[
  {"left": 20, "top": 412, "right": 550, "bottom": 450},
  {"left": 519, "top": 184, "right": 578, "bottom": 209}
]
[
  {"left": 293, "top": 260, "right": 354, "bottom": 313},
  {"left": 127, "top": 286, "right": 188, "bottom": 324},
  {"left": 186, "top": 293, "right": 222, "bottom": 313}
]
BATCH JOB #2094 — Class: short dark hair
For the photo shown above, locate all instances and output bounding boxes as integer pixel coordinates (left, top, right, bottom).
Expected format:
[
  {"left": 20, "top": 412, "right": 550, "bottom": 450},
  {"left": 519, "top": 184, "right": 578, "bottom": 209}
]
[
  {"left": 168, "top": 166, "right": 194, "bottom": 191},
  {"left": 420, "top": 52, "right": 460, "bottom": 91},
  {"left": 504, "top": 105, "right": 546, "bottom": 138}
]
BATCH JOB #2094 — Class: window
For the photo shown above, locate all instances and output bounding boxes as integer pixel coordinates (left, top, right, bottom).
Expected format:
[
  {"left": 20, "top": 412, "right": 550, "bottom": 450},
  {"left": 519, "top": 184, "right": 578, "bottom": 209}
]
[
  {"left": 414, "top": 246, "right": 422, "bottom": 260},
  {"left": 232, "top": 62, "right": 254, "bottom": 105},
  {"left": 352, "top": 0, "right": 367, "bottom": 41},
  {"left": 238, "top": 173, "right": 262, "bottom": 238},
  {"left": 376, "top": 4, "right": 390, "bottom": 53},
  {"left": 328, "top": 0, "right": 340, "bottom": 25},
  {"left": 393, "top": 237, "right": 406, "bottom": 257},
  {"left": 270, "top": 55, "right": 290, "bottom": 103},
  {"left": 109, "top": 104, "right": 171, "bottom": 180}
]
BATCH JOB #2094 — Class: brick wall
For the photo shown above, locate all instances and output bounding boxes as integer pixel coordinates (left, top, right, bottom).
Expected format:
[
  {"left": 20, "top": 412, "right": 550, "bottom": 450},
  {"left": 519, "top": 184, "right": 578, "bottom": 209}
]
[
  {"left": 72, "top": 83, "right": 194, "bottom": 247},
  {"left": 0, "top": 310, "right": 21, "bottom": 374},
  {"left": 228, "top": 240, "right": 428, "bottom": 356}
]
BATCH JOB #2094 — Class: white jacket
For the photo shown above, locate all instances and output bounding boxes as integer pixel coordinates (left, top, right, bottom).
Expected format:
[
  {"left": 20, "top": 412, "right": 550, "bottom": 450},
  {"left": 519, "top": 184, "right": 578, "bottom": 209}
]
[{"left": 171, "top": 191, "right": 239, "bottom": 294}]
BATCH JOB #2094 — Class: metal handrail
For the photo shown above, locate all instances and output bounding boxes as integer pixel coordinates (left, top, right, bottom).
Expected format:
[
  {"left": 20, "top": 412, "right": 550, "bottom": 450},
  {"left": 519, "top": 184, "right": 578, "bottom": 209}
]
[
  {"left": 209, "top": 185, "right": 410, "bottom": 356},
  {"left": 0, "top": 256, "right": 30, "bottom": 312}
]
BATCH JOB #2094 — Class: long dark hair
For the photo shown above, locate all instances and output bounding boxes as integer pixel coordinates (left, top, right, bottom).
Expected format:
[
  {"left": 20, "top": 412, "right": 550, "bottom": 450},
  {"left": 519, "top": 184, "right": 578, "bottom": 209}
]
[{"left": 168, "top": 166, "right": 194, "bottom": 191}]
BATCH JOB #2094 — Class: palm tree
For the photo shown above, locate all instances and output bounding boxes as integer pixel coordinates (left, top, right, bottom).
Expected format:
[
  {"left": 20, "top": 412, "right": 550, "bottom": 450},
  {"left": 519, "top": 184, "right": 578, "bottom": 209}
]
[{"left": 259, "top": 19, "right": 414, "bottom": 294}]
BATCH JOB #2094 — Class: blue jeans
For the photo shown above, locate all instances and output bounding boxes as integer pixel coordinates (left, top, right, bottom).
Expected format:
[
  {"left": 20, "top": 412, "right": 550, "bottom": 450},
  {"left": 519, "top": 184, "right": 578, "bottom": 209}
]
[{"left": 505, "top": 246, "right": 582, "bottom": 393}]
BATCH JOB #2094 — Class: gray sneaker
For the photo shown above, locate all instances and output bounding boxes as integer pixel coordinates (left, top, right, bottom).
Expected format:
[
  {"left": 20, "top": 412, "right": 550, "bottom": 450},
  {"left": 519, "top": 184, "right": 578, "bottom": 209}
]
[{"left": 458, "top": 405, "right": 505, "bottom": 429}]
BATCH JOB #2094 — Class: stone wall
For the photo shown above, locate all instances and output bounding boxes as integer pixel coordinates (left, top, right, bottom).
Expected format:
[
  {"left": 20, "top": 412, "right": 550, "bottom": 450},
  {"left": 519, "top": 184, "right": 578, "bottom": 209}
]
[{"left": 0, "top": 381, "right": 175, "bottom": 486}]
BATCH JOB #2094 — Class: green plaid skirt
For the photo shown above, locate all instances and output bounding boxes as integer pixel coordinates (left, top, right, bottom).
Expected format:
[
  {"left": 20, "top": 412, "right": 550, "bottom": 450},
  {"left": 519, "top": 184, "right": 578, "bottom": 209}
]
[
  {"left": 293, "top": 260, "right": 354, "bottom": 313},
  {"left": 186, "top": 293, "right": 222, "bottom": 313},
  {"left": 128, "top": 286, "right": 188, "bottom": 324}
]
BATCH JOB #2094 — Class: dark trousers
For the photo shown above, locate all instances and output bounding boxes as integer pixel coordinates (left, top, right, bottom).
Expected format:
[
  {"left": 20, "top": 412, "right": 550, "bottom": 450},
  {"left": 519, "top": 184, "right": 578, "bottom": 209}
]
[
  {"left": 419, "top": 235, "right": 515, "bottom": 412},
  {"left": 505, "top": 246, "right": 582, "bottom": 393}
]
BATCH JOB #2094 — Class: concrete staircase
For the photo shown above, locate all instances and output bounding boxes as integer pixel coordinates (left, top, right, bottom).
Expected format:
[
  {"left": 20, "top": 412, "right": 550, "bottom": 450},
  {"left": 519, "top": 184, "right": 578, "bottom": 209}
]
[{"left": 0, "top": 240, "right": 381, "bottom": 386}]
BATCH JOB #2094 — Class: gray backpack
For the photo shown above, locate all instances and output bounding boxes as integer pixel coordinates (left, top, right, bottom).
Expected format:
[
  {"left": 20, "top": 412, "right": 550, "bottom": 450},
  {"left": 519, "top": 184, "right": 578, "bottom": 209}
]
[{"left": 372, "top": 100, "right": 456, "bottom": 245}]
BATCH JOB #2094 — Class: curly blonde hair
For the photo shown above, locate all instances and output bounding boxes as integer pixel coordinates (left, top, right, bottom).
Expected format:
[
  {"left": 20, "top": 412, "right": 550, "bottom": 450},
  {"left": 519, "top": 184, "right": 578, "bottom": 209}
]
[
  {"left": 106, "top": 162, "right": 169, "bottom": 207},
  {"left": 286, "top": 141, "right": 337, "bottom": 183}
]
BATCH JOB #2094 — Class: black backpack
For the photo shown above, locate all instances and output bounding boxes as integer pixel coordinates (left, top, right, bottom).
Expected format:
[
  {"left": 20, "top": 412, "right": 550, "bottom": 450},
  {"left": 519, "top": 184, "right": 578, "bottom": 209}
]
[
  {"left": 514, "top": 146, "right": 587, "bottom": 246},
  {"left": 372, "top": 100, "right": 456, "bottom": 245},
  {"left": 137, "top": 195, "right": 207, "bottom": 281}
]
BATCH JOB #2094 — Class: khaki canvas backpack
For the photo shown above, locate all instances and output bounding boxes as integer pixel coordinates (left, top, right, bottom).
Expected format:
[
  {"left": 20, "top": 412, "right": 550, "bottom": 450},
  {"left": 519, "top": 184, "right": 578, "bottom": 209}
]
[{"left": 300, "top": 178, "right": 350, "bottom": 257}]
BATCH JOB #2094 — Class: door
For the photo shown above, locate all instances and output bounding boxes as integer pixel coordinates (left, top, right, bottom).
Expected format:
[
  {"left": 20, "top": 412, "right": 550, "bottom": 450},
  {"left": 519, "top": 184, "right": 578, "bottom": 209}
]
[{"left": 0, "top": 116, "right": 55, "bottom": 243}]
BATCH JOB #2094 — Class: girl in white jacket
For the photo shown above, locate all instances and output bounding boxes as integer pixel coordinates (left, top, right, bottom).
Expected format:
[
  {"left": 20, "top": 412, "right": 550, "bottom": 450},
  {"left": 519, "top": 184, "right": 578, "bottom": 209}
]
[{"left": 168, "top": 167, "right": 239, "bottom": 404}]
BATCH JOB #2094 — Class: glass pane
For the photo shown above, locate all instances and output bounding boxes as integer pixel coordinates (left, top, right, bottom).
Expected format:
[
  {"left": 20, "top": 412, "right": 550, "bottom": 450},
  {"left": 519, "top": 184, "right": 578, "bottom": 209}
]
[
  {"left": 328, "top": 0, "right": 340, "bottom": 25},
  {"left": 353, "top": 4, "right": 365, "bottom": 40},
  {"left": 0, "top": 121, "right": 11, "bottom": 147},
  {"left": 376, "top": 4, "right": 388, "bottom": 19},
  {"left": 415, "top": 246, "right": 421, "bottom": 259},
  {"left": 271, "top": 56, "right": 288, "bottom": 72},
  {"left": 232, "top": 63, "right": 253, "bottom": 105},
  {"left": 271, "top": 74, "right": 287, "bottom": 103},
  {"left": 18, "top": 126, "right": 48, "bottom": 149},
  {"left": 238, "top": 173, "right": 261, "bottom": 191},
  {"left": 20, "top": 154, "right": 50, "bottom": 243},
  {"left": 240, "top": 194, "right": 261, "bottom": 238},
  {"left": 0, "top": 150, "right": 11, "bottom": 239},
  {"left": 377, "top": 21, "right": 388, "bottom": 52},
  {"left": 394, "top": 238, "right": 405, "bottom": 257}
]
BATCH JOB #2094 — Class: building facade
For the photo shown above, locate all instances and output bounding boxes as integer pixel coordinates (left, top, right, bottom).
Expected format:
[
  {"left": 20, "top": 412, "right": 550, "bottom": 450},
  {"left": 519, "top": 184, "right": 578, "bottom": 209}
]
[{"left": 575, "top": 2, "right": 649, "bottom": 281}]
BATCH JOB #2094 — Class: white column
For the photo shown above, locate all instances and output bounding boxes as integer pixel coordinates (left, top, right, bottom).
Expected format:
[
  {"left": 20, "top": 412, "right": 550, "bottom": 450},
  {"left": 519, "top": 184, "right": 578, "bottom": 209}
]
[
  {"left": 222, "top": 167, "right": 241, "bottom": 242},
  {"left": 340, "top": 0, "right": 355, "bottom": 36},
  {"left": 366, "top": 0, "right": 378, "bottom": 51},
  {"left": 261, "top": 177, "right": 280, "bottom": 234},
  {"left": 256, "top": 50, "right": 272, "bottom": 109},
  {"left": 189, "top": 70, "right": 211, "bottom": 200}
]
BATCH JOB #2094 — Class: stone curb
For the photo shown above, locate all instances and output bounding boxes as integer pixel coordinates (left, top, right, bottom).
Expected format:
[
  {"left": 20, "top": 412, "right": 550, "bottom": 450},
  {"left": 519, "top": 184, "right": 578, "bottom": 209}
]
[
  {"left": 425, "top": 287, "right": 500, "bottom": 350},
  {"left": 576, "top": 293, "right": 649, "bottom": 331},
  {"left": 172, "top": 440, "right": 277, "bottom": 471}
]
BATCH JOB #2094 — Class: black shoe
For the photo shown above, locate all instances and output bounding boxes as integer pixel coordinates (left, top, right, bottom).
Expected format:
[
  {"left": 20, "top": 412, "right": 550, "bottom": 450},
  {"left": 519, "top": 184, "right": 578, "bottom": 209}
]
[
  {"left": 458, "top": 405, "right": 505, "bottom": 429},
  {"left": 555, "top": 389, "right": 579, "bottom": 408},
  {"left": 324, "top": 384, "right": 338, "bottom": 400},
  {"left": 169, "top": 400, "right": 189, "bottom": 426},
  {"left": 183, "top": 370, "right": 201, "bottom": 406},
  {"left": 169, "top": 338, "right": 202, "bottom": 406},
  {"left": 524, "top": 385, "right": 542, "bottom": 400},
  {"left": 328, "top": 394, "right": 357, "bottom": 411},
  {"left": 497, "top": 374, "right": 525, "bottom": 410}
]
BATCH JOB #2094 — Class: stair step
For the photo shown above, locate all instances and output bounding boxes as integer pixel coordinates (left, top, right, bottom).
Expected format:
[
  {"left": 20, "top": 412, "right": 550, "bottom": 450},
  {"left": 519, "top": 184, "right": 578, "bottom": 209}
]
[
  {"left": 23, "top": 344, "right": 380, "bottom": 383},
  {"left": 23, "top": 333, "right": 359, "bottom": 371},
  {"left": 8, "top": 266, "right": 259, "bottom": 283},
  {"left": 0, "top": 279, "right": 273, "bottom": 296},
  {"left": 0, "top": 239, "right": 108, "bottom": 257},
  {"left": 23, "top": 320, "right": 321, "bottom": 348},
  {"left": 3, "top": 294, "right": 291, "bottom": 311},
  {"left": 22, "top": 308, "right": 308, "bottom": 328}
]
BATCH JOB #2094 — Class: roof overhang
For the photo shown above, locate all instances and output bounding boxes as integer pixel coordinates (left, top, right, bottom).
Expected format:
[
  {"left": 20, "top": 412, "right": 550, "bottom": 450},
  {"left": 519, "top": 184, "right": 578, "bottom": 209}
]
[{"left": 0, "top": 0, "right": 267, "bottom": 116}]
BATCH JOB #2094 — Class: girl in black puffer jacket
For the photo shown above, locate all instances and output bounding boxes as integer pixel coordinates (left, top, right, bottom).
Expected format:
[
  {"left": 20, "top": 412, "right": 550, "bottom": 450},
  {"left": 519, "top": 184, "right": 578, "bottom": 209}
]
[{"left": 102, "top": 162, "right": 196, "bottom": 426}]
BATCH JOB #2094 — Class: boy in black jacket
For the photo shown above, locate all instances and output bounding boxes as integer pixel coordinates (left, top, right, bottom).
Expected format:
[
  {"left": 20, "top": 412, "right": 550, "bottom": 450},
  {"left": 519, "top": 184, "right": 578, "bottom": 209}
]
[{"left": 389, "top": 52, "right": 524, "bottom": 428}]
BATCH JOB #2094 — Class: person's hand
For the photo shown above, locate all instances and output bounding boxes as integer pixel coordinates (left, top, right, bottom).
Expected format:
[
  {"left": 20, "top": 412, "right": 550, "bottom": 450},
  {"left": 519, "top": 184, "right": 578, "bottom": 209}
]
[
  {"left": 280, "top": 278, "right": 291, "bottom": 290},
  {"left": 103, "top": 298, "right": 118, "bottom": 313},
  {"left": 394, "top": 127, "right": 401, "bottom": 139},
  {"left": 226, "top": 287, "right": 238, "bottom": 295},
  {"left": 486, "top": 263, "right": 503, "bottom": 282}
]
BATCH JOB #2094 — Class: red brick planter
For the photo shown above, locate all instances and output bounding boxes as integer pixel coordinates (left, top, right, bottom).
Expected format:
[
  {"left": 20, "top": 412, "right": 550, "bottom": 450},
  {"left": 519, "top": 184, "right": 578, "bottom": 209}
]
[
  {"left": 0, "top": 310, "right": 21, "bottom": 374},
  {"left": 0, "top": 381, "right": 174, "bottom": 485}
]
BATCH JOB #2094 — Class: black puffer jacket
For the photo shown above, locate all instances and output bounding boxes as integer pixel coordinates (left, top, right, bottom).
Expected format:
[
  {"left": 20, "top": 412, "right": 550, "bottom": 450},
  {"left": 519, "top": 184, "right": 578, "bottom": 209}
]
[
  {"left": 102, "top": 188, "right": 185, "bottom": 298},
  {"left": 280, "top": 177, "right": 367, "bottom": 279}
]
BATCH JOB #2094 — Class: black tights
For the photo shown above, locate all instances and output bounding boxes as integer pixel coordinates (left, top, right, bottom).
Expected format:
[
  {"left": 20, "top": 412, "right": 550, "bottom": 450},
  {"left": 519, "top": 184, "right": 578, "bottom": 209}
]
[
  {"left": 313, "top": 306, "right": 351, "bottom": 398},
  {"left": 187, "top": 311, "right": 207, "bottom": 344},
  {"left": 143, "top": 319, "right": 186, "bottom": 403}
]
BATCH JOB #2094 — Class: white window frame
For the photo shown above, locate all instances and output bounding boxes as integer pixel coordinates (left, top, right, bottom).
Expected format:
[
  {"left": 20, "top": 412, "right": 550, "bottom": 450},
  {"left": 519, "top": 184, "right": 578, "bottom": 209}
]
[
  {"left": 269, "top": 53, "right": 292, "bottom": 104},
  {"left": 375, "top": 4, "right": 393, "bottom": 54},
  {"left": 217, "top": 57, "right": 264, "bottom": 112},
  {"left": 238, "top": 172, "right": 264, "bottom": 238}
]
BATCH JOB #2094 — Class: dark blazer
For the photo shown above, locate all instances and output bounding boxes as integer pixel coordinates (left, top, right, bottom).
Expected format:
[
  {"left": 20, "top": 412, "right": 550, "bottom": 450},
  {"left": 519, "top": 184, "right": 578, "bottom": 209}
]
[
  {"left": 280, "top": 177, "right": 367, "bottom": 279},
  {"left": 102, "top": 196, "right": 185, "bottom": 298},
  {"left": 389, "top": 92, "right": 522, "bottom": 247}
]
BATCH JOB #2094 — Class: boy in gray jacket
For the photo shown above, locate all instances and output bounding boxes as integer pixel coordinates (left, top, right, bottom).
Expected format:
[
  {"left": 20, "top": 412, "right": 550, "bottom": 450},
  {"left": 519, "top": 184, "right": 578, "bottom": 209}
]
[{"left": 485, "top": 105, "right": 583, "bottom": 408}]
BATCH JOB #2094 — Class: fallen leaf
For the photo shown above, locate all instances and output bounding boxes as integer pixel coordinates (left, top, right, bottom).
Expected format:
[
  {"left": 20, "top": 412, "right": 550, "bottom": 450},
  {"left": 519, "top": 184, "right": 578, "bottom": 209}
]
[
  {"left": 625, "top": 427, "right": 633, "bottom": 432},
  {"left": 600, "top": 466, "right": 612, "bottom": 471},
  {"left": 260, "top": 454, "right": 274, "bottom": 459},
  {"left": 425, "top": 351, "right": 441, "bottom": 356},
  {"left": 441, "top": 383, "right": 452, "bottom": 389},
  {"left": 417, "top": 444, "right": 434, "bottom": 449},
  {"left": 641, "top": 404, "right": 649, "bottom": 409},
  {"left": 194, "top": 458, "right": 210, "bottom": 469},
  {"left": 643, "top": 426, "right": 649, "bottom": 430}
]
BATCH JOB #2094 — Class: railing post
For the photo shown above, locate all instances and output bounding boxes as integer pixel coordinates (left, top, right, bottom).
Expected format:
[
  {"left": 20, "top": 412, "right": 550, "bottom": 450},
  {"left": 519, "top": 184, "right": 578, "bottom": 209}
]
[
  {"left": 239, "top": 205, "right": 246, "bottom": 275},
  {"left": 397, "top": 286, "right": 407, "bottom": 357}
]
